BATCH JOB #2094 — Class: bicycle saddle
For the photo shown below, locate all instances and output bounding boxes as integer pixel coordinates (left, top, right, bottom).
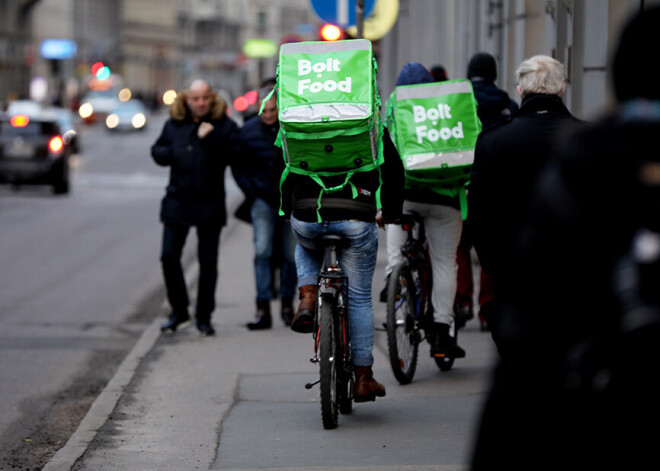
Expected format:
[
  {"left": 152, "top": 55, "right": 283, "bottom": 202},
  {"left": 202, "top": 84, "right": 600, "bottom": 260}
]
[{"left": 313, "top": 234, "right": 350, "bottom": 249}]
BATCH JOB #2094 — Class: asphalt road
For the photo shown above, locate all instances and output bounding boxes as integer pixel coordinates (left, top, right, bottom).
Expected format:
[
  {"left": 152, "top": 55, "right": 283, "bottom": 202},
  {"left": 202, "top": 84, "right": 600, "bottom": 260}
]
[{"left": 0, "top": 109, "right": 243, "bottom": 469}]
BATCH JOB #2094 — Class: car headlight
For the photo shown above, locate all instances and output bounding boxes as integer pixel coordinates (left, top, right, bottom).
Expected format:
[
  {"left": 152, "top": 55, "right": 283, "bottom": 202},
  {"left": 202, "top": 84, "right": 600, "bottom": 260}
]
[
  {"left": 106, "top": 114, "right": 119, "bottom": 129},
  {"left": 79, "top": 103, "right": 93, "bottom": 119},
  {"left": 132, "top": 113, "right": 146, "bottom": 129}
]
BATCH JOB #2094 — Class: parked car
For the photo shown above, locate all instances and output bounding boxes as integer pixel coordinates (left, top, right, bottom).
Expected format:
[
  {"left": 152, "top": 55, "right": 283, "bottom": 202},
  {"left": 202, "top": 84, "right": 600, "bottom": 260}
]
[
  {"left": 6, "top": 99, "right": 42, "bottom": 116},
  {"left": 78, "top": 89, "right": 119, "bottom": 124},
  {"left": 105, "top": 99, "right": 148, "bottom": 132},
  {"left": 43, "top": 107, "right": 81, "bottom": 154},
  {"left": 0, "top": 113, "right": 72, "bottom": 194}
]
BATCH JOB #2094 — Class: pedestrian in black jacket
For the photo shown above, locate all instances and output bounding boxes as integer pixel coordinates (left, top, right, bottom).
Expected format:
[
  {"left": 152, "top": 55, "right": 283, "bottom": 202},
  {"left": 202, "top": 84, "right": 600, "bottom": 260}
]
[
  {"left": 467, "top": 52, "right": 519, "bottom": 130},
  {"left": 151, "top": 79, "right": 239, "bottom": 336},
  {"left": 454, "top": 53, "right": 520, "bottom": 331},
  {"left": 472, "top": 7, "right": 660, "bottom": 470},
  {"left": 233, "top": 87, "right": 298, "bottom": 330},
  {"left": 469, "top": 56, "right": 587, "bottom": 470},
  {"left": 468, "top": 55, "right": 585, "bottom": 353}
]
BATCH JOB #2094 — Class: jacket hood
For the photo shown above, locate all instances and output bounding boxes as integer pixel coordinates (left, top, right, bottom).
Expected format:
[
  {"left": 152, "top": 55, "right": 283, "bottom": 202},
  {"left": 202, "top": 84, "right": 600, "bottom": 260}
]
[
  {"left": 169, "top": 90, "right": 227, "bottom": 121},
  {"left": 395, "top": 62, "right": 434, "bottom": 86},
  {"left": 472, "top": 81, "right": 513, "bottom": 113}
]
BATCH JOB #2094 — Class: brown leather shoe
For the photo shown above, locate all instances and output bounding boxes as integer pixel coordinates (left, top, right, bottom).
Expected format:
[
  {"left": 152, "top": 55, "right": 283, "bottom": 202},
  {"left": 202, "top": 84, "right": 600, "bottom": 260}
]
[
  {"left": 291, "top": 285, "right": 317, "bottom": 333},
  {"left": 354, "top": 365, "right": 386, "bottom": 402}
]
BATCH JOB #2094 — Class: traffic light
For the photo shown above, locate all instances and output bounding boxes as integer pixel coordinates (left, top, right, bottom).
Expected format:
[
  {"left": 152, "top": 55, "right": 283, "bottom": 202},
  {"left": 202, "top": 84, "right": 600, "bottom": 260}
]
[
  {"left": 320, "top": 23, "right": 342, "bottom": 41},
  {"left": 90, "top": 61, "right": 111, "bottom": 80},
  {"left": 90, "top": 61, "right": 104, "bottom": 76}
]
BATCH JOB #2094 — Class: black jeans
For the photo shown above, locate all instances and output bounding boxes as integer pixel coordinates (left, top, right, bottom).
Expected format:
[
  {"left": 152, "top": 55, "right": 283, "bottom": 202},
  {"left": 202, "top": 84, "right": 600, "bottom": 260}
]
[{"left": 160, "top": 220, "right": 222, "bottom": 322}]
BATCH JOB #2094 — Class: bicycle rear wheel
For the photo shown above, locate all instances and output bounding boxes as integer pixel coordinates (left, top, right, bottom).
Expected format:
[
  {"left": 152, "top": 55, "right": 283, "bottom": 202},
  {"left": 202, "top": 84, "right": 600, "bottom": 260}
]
[
  {"left": 319, "top": 293, "right": 339, "bottom": 429},
  {"left": 386, "top": 263, "right": 420, "bottom": 384},
  {"left": 337, "top": 314, "right": 353, "bottom": 415}
]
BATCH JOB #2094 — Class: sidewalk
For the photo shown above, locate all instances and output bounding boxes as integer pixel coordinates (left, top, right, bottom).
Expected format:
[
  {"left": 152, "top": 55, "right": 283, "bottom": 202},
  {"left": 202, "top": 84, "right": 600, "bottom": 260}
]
[{"left": 45, "top": 202, "right": 498, "bottom": 471}]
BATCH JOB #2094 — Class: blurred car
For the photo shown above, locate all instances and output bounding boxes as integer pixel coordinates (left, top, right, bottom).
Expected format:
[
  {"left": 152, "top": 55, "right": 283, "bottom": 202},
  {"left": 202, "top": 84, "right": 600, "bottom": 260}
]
[
  {"left": 78, "top": 89, "right": 120, "bottom": 124},
  {"left": 105, "top": 99, "right": 148, "bottom": 132},
  {"left": 6, "top": 99, "right": 42, "bottom": 116},
  {"left": 0, "top": 113, "right": 72, "bottom": 194},
  {"left": 43, "top": 107, "right": 81, "bottom": 154}
]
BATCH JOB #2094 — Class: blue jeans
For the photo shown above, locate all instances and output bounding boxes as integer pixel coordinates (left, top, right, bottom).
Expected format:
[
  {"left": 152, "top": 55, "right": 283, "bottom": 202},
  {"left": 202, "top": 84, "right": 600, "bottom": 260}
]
[
  {"left": 251, "top": 198, "right": 297, "bottom": 302},
  {"left": 290, "top": 217, "right": 378, "bottom": 367}
]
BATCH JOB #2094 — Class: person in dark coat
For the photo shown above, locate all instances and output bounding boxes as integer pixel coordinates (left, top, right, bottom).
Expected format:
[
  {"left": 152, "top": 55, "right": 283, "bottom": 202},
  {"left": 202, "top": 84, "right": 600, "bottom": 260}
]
[
  {"left": 233, "top": 87, "right": 297, "bottom": 330},
  {"left": 454, "top": 52, "right": 520, "bottom": 331},
  {"left": 467, "top": 52, "right": 518, "bottom": 130},
  {"left": 471, "top": 7, "right": 660, "bottom": 470},
  {"left": 468, "top": 54, "right": 585, "bottom": 353},
  {"left": 151, "top": 79, "right": 239, "bottom": 336}
]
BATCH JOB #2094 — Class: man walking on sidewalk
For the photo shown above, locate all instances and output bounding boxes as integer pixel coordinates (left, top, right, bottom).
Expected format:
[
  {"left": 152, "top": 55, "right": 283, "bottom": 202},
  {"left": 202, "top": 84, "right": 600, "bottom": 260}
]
[{"left": 151, "top": 79, "right": 239, "bottom": 336}]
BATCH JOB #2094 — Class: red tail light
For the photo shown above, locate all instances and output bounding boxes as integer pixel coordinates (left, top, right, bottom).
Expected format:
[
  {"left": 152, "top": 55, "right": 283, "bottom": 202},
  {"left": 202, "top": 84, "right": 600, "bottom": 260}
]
[
  {"left": 10, "top": 115, "right": 29, "bottom": 127},
  {"left": 49, "top": 136, "right": 64, "bottom": 153}
]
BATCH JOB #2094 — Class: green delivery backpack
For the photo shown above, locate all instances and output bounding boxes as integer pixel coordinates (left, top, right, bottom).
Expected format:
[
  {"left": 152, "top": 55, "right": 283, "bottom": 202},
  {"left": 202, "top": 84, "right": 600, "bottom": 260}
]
[
  {"left": 386, "top": 79, "right": 481, "bottom": 219},
  {"left": 262, "top": 39, "right": 383, "bottom": 222}
]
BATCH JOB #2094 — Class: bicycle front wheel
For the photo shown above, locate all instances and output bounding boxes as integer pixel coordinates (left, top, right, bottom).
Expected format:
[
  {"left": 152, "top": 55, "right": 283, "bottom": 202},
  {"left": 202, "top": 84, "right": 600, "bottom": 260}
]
[
  {"left": 386, "top": 263, "right": 420, "bottom": 384},
  {"left": 319, "top": 293, "right": 339, "bottom": 429}
]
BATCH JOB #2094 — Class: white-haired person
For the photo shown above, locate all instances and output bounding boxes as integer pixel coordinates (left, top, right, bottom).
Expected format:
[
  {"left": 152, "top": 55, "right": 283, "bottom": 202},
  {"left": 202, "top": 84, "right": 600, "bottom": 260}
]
[{"left": 468, "top": 54, "right": 586, "bottom": 357}]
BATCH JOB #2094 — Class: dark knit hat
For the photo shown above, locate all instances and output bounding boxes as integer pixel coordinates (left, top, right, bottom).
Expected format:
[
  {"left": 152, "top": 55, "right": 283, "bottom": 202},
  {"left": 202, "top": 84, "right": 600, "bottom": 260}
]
[
  {"left": 395, "top": 62, "right": 434, "bottom": 86},
  {"left": 613, "top": 6, "right": 660, "bottom": 101},
  {"left": 430, "top": 64, "right": 448, "bottom": 82},
  {"left": 467, "top": 52, "right": 497, "bottom": 82}
]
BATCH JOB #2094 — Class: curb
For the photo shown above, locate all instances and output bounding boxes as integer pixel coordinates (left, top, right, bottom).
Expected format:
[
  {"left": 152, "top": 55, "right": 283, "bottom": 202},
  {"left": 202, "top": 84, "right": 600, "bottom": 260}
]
[
  {"left": 43, "top": 193, "right": 244, "bottom": 470},
  {"left": 43, "top": 316, "right": 163, "bottom": 470}
]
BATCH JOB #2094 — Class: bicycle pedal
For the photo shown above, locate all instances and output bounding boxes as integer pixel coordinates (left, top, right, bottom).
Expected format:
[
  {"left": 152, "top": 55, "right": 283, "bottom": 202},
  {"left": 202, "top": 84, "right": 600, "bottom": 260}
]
[{"left": 305, "top": 379, "right": 320, "bottom": 389}]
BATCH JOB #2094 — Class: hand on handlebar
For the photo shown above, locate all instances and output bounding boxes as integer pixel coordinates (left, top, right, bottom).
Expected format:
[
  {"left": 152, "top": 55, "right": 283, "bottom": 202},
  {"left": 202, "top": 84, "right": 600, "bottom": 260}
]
[{"left": 376, "top": 211, "right": 399, "bottom": 228}]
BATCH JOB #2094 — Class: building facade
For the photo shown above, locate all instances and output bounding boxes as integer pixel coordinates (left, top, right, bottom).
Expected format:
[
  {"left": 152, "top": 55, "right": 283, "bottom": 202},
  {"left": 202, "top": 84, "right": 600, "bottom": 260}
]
[
  {"left": 0, "top": 0, "right": 40, "bottom": 105},
  {"left": 378, "top": 0, "right": 660, "bottom": 120}
]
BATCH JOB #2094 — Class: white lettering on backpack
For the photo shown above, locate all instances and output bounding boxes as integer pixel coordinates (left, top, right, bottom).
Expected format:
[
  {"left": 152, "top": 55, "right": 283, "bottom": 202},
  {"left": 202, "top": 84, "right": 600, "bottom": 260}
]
[
  {"left": 297, "top": 58, "right": 352, "bottom": 95},
  {"left": 412, "top": 104, "right": 464, "bottom": 143}
]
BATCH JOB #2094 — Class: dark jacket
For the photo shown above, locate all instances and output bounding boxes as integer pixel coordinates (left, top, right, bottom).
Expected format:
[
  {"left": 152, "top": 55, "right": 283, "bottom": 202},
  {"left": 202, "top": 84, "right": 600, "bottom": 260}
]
[
  {"left": 523, "top": 105, "right": 659, "bottom": 348},
  {"left": 151, "top": 92, "right": 239, "bottom": 227},
  {"left": 471, "top": 79, "right": 519, "bottom": 131},
  {"left": 281, "top": 127, "right": 404, "bottom": 223},
  {"left": 468, "top": 93, "right": 585, "bottom": 281},
  {"left": 472, "top": 103, "right": 660, "bottom": 471},
  {"left": 232, "top": 115, "right": 282, "bottom": 209}
]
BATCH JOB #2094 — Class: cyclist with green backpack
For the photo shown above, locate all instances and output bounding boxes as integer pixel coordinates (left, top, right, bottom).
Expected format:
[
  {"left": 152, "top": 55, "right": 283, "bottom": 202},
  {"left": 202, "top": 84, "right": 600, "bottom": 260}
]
[
  {"left": 271, "top": 39, "right": 404, "bottom": 401},
  {"left": 383, "top": 62, "right": 482, "bottom": 360}
]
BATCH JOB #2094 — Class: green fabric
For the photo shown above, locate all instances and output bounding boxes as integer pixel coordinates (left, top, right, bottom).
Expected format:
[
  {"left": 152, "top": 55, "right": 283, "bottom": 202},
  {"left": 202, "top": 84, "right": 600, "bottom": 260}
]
[
  {"left": 269, "top": 39, "right": 383, "bottom": 222},
  {"left": 386, "top": 79, "right": 481, "bottom": 220}
]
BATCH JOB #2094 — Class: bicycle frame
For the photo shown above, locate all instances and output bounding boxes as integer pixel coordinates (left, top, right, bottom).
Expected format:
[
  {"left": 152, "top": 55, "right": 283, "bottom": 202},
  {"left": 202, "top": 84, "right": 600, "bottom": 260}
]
[
  {"left": 399, "top": 214, "right": 432, "bottom": 324},
  {"left": 305, "top": 238, "right": 354, "bottom": 429},
  {"left": 312, "top": 245, "right": 351, "bottom": 369}
]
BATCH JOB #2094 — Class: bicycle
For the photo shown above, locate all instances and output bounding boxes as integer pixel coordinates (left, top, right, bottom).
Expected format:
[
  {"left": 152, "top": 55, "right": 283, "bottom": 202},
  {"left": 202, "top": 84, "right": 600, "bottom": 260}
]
[
  {"left": 385, "top": 211, "right": 455, "bottom": 385},
  {"left": 304, "top": 234, "right": 354, "bottom": 429}
]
